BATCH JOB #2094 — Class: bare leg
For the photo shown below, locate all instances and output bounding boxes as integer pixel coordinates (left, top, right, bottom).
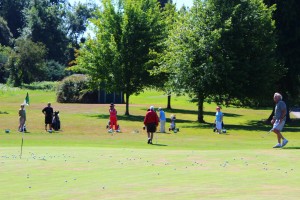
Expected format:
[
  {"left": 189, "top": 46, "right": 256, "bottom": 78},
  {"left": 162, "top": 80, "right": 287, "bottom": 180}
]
[
  {"left": 273, "top": 129, "right": 284, "bottom": 144},
  {"left": 147, "top": 132, "right": 151, "bottom": 144}
]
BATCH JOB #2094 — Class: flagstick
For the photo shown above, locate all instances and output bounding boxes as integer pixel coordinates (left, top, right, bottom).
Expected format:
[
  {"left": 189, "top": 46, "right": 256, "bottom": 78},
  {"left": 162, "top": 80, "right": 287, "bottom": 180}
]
[
  {"left": 20, "top": 130, "right": 24, "bottom": 159},
  {"left": 20, "top": 92, "right": 29, "bottom": 159}
]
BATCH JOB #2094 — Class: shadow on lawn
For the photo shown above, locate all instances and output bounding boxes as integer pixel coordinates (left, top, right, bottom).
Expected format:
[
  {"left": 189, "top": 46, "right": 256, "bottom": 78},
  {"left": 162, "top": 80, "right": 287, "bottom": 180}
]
[
  {"left": 151, "top": 143, "right": 168, "bottom": 147},
  {"left": 283, "top": 147, "right": 300, "bottom": 150},
  {"left": 91, "top": 110, "right": 299, "bottom": 132},
  {"left": 163, "top": 108, "right": 242, "bottom": 118},
  {"left": 93, "top": 113, "right": 195, "bottom": 123}
]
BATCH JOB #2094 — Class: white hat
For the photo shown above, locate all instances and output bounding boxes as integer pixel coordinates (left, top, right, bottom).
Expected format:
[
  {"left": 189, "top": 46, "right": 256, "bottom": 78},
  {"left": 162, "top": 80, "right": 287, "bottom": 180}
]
[
  {"left": 150, "top": 106, "right": 154, "bottom": 110},
  {"left": 158, "top": 107, "right": 162, "bottom": 110}
]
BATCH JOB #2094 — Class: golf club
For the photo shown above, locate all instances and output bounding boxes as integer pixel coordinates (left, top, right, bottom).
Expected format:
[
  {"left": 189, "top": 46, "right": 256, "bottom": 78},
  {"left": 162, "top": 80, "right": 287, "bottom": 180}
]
[{"left": 261, "top": 129, "right": 273, "bottom": 138}]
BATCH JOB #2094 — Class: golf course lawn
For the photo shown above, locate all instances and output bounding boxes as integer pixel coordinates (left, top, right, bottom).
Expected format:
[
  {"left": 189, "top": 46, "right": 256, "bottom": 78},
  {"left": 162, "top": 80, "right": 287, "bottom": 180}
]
[{"left": 0, "top": 88, "right": 300, "bottom": 199}]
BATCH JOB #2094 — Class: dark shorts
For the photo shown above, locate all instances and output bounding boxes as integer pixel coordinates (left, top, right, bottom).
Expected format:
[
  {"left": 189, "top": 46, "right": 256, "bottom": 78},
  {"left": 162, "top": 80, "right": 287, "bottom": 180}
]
[
  {"left": 146, "top": 123, "right": 157, "bottom": 133},
  {"left": 45, "top": 116, "right": 52, "bottom": 124}
]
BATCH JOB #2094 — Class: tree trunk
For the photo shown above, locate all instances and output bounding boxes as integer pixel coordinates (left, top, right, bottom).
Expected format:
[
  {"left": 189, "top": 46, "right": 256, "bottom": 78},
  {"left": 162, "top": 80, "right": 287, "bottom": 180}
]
[
  {"left": 283, "top": 93, "right": 291, "bottom": 122},
  {"left": 267, "top": 106, "right": 275, "bottom": 122},
  {"left": 97, "top": 88, "right": 101, "bottom": 103},
  {"left": 125, "top": 93, "right": 130, "bottom": 115},
  {"left": 197, "top": 93, "right": 205, "bottom": 123},
  {"left": 167, "top": 94, "right": 171, "bottom": 109}
]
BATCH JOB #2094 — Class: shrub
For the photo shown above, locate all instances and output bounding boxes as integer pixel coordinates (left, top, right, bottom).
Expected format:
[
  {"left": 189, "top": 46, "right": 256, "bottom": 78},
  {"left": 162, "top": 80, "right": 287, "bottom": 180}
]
[{"left": 56, "top": 74, "right": 98, "bottom": 103}]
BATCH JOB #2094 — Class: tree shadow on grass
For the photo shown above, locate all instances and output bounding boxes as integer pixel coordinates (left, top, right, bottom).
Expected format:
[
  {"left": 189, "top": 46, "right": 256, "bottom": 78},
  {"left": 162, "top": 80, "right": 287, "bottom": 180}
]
[
  {"left": 220, "top": 119, "right": 300, "bottom": 132},
  {"left": 92, "top": 114, "right": 145, "bottom": 122},
  {"left": 163, "top": 108, "right": 242, "bottom": 117},
  {"left": 151, "top": 144, "right": 168, "bottom": 147},
  {"left": 92, "top": 113, "right": 196, "bottom": 123},
  {"left": 283, "top": 147, "right": 300, "bottom": 150}
]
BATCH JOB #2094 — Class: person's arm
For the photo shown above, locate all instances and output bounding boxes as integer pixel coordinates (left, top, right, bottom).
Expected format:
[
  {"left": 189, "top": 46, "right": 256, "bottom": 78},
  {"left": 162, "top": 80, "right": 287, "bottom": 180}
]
[
  {"left": 280, "top": 107, "right": 286, "bottom": 121},
  {"left": 144, "top": 114, "right": 148, "bottom": 126}
]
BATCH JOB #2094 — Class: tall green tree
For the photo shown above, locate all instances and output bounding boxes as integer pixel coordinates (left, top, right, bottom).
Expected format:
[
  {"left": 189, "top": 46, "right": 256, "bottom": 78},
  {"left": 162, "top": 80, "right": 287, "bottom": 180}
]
[
  {"left": 22, "top": 0, "right": 69, "bottom": 63},
  {"left": 6, "top": 38, "right": 47, "bottom": 86},
  {"left": 119, "top": 0, "right": 165, "bottom": 115},
  {"left": 0, "top": 17, "right": 13, "bottom": 46},
  {"left": 0, "top": 0, "right": 28, "bottom": 38},
  {"left": 0, "top": 44, "right": 11, "bottom": 83},
  {"left": 151, "top": 2, "right": 179, "bottom": 109},
  {"left": 66, "top": 2, "right": 97, "bottom": 47},
  {"left": 160, "top": 0, "right": 280, "bottom": 122},
  {"left": 72, "top": 0, "right": 165, "bottom": 115},
  {"left": 265, "top": 0, "right": 300, "bottom": 103}
]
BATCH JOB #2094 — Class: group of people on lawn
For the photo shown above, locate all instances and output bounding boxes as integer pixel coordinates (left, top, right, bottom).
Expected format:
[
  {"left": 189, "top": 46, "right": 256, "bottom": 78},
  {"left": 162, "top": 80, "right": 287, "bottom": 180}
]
[
  {"left": 18, "top": 102, "right": 55, "bottom": 133},
  {"left": 18, "top": 92, "right": 289, "bottom": 148}
]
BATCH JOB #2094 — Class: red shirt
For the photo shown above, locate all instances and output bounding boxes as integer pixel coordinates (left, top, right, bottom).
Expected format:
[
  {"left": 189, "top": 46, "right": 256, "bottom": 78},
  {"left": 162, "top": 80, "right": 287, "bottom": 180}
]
[
  {"left": 109, "top": 108, "right": 117, "bottom": 119},
  {"left": 144, "top": 110, "right": 159, "bottom": 126}
]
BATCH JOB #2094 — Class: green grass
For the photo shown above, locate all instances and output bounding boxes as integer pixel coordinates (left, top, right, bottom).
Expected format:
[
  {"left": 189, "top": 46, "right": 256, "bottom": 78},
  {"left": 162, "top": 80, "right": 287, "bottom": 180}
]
[{"left": 0, "top": 89, "right": 300, "bottom": 199}]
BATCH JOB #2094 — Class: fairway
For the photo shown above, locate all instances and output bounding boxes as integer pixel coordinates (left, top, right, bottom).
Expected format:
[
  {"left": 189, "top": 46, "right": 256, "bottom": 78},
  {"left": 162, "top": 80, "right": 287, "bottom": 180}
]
[{"left": 1, "top": 89, "right": 300, "bottom": 199}]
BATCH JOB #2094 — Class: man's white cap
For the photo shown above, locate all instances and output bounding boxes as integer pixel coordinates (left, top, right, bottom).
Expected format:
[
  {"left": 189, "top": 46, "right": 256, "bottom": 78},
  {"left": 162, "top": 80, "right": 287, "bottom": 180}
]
[
  {"left": 158, "top": 107, "right": 162, "bottom": 110},
  {"left": 150, "top": 106, "right": 154, "bottom": 110}
]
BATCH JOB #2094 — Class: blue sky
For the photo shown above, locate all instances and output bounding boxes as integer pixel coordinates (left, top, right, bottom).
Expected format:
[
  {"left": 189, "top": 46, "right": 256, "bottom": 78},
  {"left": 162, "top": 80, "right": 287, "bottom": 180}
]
[{"left": 69, "top": 0, "right": 194, "bottom": 9}]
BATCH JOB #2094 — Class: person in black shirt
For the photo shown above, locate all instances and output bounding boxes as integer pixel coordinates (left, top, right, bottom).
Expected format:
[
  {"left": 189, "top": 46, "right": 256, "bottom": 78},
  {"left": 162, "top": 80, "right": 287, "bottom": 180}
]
[{"left": 42, "top": 102, "right": 53, "bottom": 132}]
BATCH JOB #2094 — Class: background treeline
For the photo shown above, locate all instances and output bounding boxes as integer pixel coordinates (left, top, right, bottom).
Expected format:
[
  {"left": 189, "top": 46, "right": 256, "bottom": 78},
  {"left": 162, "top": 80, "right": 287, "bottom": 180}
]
[
  {"left": 0, "top": 0, "right": 96, "bottom": 85},
  {"left": 0, "top": 0, "right": 299, "bottom": 122}
]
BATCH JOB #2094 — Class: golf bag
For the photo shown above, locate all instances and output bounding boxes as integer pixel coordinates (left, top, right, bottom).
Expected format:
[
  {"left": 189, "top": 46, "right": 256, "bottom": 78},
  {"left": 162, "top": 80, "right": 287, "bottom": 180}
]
[
  {"left": 52, "top": 111, "right": 61, "bottom": 131},
  {"left": 106, "top": 120, "right": 120, "bottom": 132},
  {"left": 213, "top": 121, "right": 226, "bottom": 133},
  {"left": 169, "top": 115, "right": 179, "bottom": 132}
]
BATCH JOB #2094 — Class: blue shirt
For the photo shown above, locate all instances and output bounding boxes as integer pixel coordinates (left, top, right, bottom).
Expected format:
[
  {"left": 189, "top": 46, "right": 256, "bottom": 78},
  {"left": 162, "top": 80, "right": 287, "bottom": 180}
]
[
  {"left": 159, "top": 110, "right": 166, "bottom": 121},
  {"left": 274, "top": 100, "right": 286, "bottom": 120},
  {"left": 216, "top": 111, "right": 223, "bottom": 122}
]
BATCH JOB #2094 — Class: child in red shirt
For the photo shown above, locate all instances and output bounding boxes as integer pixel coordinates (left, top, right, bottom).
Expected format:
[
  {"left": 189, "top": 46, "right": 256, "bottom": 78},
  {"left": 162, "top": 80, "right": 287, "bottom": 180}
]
[{"left": 109, "top": 103, "right": 118, "bottom": 131}]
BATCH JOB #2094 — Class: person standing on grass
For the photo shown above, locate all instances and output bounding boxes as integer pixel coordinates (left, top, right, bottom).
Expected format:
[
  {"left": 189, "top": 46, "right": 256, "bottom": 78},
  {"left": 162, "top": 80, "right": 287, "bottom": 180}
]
[
  {"left": 42, "top": 102, "right": 53, "bottom": 132},
  {"left": 18, "top": 104, "right": 26, "bottom": 132},
  {"left": 271, "top": 93, "right": 288, "bottom": 148},
  {"left": 144, "top": 106, "right": 159, "bottom": 144},
  {"left": 109, "top": 103, "right": 119, "bottom": 132},
  {"left": 158, "top": 107, "right": 166, "bottom": 133},
  {"left": 215, "top": 106, "right": 223, "bottom": 134}
]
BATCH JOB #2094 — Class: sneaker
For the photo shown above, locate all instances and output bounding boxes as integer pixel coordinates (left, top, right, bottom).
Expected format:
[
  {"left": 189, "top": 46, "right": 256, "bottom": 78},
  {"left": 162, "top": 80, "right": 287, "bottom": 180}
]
[
  {"left": 273, "top": 143, "right": 282, "bottom": 148},
  {"left": 149, "top": 140, "right": 153, "bottom": 145},
  {"left": 147, "top": 139, "right": 151, "bottom": 144},
  {"left": 282, "top": 139, "right": 289, "bottom": 147}
]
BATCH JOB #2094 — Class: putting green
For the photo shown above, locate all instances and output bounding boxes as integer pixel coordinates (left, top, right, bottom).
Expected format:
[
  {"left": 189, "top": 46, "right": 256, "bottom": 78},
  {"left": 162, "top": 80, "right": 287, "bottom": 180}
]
[{"left": 0, "top": 147, "right": 299, "bottom": 200}]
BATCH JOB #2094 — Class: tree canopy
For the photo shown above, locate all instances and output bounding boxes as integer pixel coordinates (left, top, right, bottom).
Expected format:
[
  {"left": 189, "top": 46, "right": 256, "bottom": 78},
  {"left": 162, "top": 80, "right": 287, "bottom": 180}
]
[
  {"left": 157, "top": 0, "right": 281, "bottom": 122},
  {"left": 72, "top": 0, "right": 165, "bottom": 115}
]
